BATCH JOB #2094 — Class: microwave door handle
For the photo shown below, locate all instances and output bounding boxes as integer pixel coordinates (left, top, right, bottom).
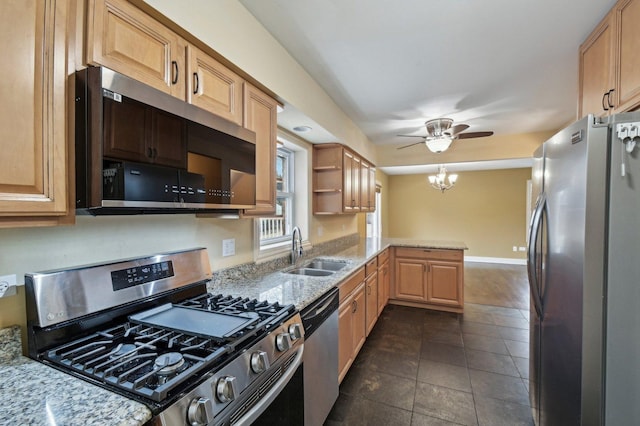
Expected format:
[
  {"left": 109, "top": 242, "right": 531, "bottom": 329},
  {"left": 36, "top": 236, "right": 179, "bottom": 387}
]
[{"left": 527, "top": 193, "right": 545, "bottom": 320}]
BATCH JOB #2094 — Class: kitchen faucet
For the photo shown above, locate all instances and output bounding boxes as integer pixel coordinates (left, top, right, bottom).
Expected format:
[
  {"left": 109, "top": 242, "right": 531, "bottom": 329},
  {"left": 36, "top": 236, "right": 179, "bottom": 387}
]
[{"left": 291, "top": 226, "right": 303, "bottom": 264}]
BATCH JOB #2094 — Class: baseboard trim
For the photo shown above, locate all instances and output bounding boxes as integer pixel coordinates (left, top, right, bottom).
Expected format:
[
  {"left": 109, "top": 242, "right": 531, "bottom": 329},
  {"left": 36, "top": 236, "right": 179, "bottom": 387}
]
[{"left": 465, "top": 256, "right": 527, "bottom": 265}]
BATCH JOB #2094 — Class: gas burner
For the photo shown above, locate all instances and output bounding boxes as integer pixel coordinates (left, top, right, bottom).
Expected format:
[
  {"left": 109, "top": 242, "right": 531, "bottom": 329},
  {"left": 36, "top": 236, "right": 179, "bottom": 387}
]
[
  {"left": 109, "top": 343, "right": 138, "bottom": 361},
  {"left": 155, "top": 352, "right": 186, "bottom": 376}
]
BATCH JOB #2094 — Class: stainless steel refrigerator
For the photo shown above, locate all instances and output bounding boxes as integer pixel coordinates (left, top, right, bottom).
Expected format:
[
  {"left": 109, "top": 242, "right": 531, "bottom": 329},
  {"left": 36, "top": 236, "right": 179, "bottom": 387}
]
[{"left": 528, "top": 112, "right": 640, "bottom": 425}]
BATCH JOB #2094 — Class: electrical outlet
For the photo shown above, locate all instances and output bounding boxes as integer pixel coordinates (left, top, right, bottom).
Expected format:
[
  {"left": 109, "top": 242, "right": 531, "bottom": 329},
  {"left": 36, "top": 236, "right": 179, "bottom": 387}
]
[
  {"left": 317, "top": 226, "right": 323, "bottom": 237},
  {"left": 0, "top": 274, "right": 17, "bottom": 298},
  {"left": 222, "top": 239, "right": 235, "bottom": 257},
  {"left": 512, "top": 246, "right": 518, "bottom": 252},
  {"left": 519, "top": 246, "right": 526, "bottom": 252}
]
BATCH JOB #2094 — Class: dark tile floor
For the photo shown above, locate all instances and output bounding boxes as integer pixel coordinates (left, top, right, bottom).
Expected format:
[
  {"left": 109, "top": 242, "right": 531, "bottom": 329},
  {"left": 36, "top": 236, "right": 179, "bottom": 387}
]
[{"left": 325, "top": 303, "right": 534, "bottom": 426}]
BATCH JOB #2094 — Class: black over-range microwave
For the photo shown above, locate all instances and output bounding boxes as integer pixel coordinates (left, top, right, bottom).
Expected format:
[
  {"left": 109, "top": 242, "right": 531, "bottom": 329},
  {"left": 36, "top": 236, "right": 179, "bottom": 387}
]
[{"left": 75, "top": 66, "right": 257, "bottom": 215}]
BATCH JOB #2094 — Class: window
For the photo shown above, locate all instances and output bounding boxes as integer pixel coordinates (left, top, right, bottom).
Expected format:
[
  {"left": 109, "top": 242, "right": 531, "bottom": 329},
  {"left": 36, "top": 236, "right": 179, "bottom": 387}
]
[{"left": 259, "top": 147, "right": 294, "bottom": 246}]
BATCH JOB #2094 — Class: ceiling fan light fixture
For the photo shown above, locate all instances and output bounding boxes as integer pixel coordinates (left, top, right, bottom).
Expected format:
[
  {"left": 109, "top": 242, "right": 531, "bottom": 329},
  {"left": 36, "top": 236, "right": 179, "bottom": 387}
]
[{"left": 425, "top": 136, "right": 454, "bottom": 153}]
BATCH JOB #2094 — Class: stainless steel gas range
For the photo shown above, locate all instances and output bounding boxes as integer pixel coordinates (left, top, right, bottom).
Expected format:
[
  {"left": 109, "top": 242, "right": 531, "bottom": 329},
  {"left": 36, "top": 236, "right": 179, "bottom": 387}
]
[{"left": 24, "top": 248, "right": 304, "bottom": 425}]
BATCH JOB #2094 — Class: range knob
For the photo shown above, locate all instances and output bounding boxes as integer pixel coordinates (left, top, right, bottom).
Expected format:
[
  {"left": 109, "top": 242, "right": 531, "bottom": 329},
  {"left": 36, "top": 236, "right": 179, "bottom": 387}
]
[
  {"left": 216, "top": 376, "right": 237, "bottom": 403},
  {"left": 250, "top": 350, "right": 270, "bottom": 373},
  {"left": 276, "top": 332, "right": 292, "bottom": 351},
  {"left": 288, "top": 323, "right": 303, "bottom": 341},
  {"left": 187, "top": 397, "right": 213, "bottom": 426}
]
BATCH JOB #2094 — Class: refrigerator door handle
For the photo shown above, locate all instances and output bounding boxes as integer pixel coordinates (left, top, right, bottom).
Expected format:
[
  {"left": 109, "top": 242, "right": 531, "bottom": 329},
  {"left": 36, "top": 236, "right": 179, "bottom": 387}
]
[{"left": 527, "top": 192, "right": 546, "bottom": 319}]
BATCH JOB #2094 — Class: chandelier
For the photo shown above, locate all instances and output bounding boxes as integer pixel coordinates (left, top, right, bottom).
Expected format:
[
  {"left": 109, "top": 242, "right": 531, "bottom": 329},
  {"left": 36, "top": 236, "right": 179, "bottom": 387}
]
[{"left": 428, "top": 165, "right": 457, "bottom": 192}]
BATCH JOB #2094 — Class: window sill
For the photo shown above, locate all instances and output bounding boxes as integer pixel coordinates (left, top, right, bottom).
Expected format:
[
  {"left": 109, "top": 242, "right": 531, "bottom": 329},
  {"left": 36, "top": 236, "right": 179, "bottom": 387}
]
[{"left": 255, "top": 240, "right": 312, "bottom": 264}]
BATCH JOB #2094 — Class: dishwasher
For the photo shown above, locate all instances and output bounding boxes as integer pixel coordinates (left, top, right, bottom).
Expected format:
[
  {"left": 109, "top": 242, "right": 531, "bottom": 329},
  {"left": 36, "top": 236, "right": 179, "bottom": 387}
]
[{"left": 301, "top": 287, "right": 339, "bottom": 425}]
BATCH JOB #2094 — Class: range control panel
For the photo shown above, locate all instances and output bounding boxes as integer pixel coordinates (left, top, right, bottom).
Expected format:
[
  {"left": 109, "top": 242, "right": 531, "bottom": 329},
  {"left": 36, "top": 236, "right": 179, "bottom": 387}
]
[{"left": 111, "top": 261, "right": 174, "bottom": 291}]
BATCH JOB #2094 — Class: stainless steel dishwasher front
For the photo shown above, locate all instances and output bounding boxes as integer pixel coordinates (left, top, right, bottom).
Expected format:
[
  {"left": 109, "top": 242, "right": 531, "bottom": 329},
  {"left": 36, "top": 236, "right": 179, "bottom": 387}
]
[{"left": 301, "top": 287, "right": 339, "bottom": 425}]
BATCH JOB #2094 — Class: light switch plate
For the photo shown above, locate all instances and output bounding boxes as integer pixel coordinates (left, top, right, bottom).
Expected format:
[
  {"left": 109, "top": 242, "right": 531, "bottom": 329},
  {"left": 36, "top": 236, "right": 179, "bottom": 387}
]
[{"left": 222, "top": 239, "right": 235, "bottom": 257}]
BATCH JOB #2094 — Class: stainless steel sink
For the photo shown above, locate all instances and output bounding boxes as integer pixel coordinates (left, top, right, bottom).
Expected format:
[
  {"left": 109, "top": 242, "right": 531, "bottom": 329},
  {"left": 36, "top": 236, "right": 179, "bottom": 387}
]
[
  {"left": 303, "top": 260, "right": 347, "bottom": 271},
  {"left": 287, "top": 268, "right": 335, "bottom": 277}
]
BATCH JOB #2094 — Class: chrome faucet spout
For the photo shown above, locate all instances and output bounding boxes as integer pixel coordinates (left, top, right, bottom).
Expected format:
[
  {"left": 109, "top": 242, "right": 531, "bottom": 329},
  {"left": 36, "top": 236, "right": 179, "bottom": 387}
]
[{"left": 291, "top": 226, "right": 303, "bottom": 264}]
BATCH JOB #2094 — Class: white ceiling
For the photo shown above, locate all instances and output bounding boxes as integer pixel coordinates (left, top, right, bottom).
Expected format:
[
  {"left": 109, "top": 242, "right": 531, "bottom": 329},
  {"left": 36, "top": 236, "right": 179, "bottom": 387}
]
[{"left": 240, "top": 0, "right": 615, "bottom": 160}]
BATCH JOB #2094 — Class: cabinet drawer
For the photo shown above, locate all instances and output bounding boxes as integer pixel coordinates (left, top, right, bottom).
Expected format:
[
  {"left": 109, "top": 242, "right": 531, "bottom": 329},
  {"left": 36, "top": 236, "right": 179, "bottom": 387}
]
[
  {"left": 377, "top": 248, "right": 390, "bottom": 265},
  {"left": 394, "top": 247, "right": 463, "bottom": 261},
  {"left": 339, "top": 267, "right": 365, "bottom": 303},
  {"left": 365, "top": 258, "right": 378, "bottom": 277}
]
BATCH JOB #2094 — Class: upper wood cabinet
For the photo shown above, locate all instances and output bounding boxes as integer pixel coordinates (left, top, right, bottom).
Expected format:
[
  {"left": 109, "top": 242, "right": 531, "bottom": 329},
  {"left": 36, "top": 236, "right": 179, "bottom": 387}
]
[
  {"left": 86, "top": 0, "right": 186, "bottom": 99},
  {"left": 187, "top": 45, "right": 243, "bottom": 126},
  {"left": 343, "top": 150, "right": 360, "bottom": 213},
  {"left": 0, "top": 0, "right": 73, "bottom": 226},
  {"left": 242, "top": 83, "right": 278, "bottom": 216},
  {"left": 579, "top": 0, "right": 640, "bottom": 117},
  {"left": 87, "top": 0, "right": 245, "bottom": 125},
  {"left": 313, "top": 144, "right": 375, "bottom": 215}
]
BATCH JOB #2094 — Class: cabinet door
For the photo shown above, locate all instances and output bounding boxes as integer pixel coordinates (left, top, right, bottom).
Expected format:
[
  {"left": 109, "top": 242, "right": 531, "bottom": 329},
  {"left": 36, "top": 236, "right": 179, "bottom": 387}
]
[
  {"left": 343, "top": 150, "right": 355, "bottom": 212},
  {"left": 352, "top": 283, "right": 367, "bottom": 355},
  {"left": 338, "top": 295, "right": 354, "bottom": 383},
  {"left": 394, "top": 258, "right": 428, "bottom": 302},
  {"left": 365, "top": 272, "right": 378, "bottom": 336},
  {"left": 427, "top": 260, "right": 463, "bottom": 308},
  {"left": 615, "top": 0, "right": 640, "bottom": 111},
  {"left": 578, "top": 10, "right": 615, "bottom": 118},
  {"left": 242, "top": 83, "right": 277, "bottom": 216},
  {"left": 352, "top": 156, "right": 361, "bottom": 212},
  {"left": 378, "top": 260, "right": 390, "bottom": 315},
  {"left": 360, "top": 161, "right": 370, "bottom": 211},
  {"left": 187, "top": 45, "right": 243, "bottom": 125},
  {"left": 0, "top": 0, "right": 70, "bottom": 220},
  {"left": 87, "top": 0, "right": 185, "bottom": 99},
  {"left": 368, "top": 166, "right": 376, "bottom": 212}
]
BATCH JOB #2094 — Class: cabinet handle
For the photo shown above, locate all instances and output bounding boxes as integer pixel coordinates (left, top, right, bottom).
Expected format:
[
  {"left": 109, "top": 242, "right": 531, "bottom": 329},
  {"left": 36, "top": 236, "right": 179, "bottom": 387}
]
[
  {"left": 153, "top": 148, "right": 158, "bottom": 159},
  {"left": 602, "top": 89, "right": 615, "bottom": 111},
  {"left": 147, "top": 147, "right": 153, "bottom": 158},
  {"left": 352, "top": 300, "right": 357, "bottom": 313},
  {"left": 193, "top": 72, "right": 199, "bottom": 94},
  {"left": 171, "top": 61, "right": 179, "bottom": 85},
  {"left": 367, "top": 284, "right": 371, "bottom": 295}
]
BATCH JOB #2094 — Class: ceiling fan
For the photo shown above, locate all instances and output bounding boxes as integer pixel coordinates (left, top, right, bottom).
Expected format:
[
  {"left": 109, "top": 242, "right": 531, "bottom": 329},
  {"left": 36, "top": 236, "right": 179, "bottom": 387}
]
[{"left": 397, "top": 118, "right": 494, "bottom": 153}]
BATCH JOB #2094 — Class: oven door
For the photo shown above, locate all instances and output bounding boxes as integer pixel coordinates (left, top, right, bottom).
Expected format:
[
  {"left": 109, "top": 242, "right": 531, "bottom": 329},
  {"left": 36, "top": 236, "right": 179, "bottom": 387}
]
[
  {"left": 250, "top": 360, "right": 304, "bottom": 425},
  {"left": 228, "top": 345, "right": 304, "bottom": 426}
]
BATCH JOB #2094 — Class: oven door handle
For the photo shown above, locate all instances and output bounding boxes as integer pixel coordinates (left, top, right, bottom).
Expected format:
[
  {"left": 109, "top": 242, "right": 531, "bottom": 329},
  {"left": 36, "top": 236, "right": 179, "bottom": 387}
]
[{"left": 232, "top": 344, "right": 304, "bottom": 425}]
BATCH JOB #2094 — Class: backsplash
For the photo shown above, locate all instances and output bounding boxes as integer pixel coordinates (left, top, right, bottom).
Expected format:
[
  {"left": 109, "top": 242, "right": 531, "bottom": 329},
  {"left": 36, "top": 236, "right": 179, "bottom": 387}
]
[{"left": 210, "top": 233, "right": 360, "bottom": 285}]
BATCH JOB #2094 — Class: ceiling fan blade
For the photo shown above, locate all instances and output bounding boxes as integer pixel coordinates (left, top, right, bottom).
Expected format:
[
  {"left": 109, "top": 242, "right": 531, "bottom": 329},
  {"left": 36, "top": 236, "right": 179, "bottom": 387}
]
[
  {"left": 446, "top": 124, "right": 470, "bottom": 136},
  {"left": 397, "top": 134, "right": 426, "bottom": 138},
  {"left": 456, "top": 131, "right": 494, "bottom": 139},
  {"left": 397, "top": 141, "right": 424, "bottom": 150}
]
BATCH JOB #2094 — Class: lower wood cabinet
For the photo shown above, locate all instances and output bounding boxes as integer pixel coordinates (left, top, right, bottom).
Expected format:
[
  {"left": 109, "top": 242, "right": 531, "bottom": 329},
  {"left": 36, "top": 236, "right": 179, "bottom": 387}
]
[
  {"left": 365, "top": 270, "right": 378, "bottom": 336},
  {"left": 338, "top": 268, "right": 366, "bottom": 383},
  {"left": 377, "top": 255, "right": 390, "bottom": 315},
  {"left": 392, "top": 247, "right": 464, "bottom": 313}
]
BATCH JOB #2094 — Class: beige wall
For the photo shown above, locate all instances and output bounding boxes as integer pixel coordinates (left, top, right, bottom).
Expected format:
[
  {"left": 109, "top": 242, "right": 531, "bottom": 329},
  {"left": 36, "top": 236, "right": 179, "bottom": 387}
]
[{"left": 388, "top": 168, "right": 532, "bottom": 259}]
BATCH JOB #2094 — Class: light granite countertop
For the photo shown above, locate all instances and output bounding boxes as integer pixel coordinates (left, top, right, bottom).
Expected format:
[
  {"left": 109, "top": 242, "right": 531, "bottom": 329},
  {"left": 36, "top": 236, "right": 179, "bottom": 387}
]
[
  {"left": 0, "top": 237, "right": 464, "bottom": 425},
  {"left": 209, "top": 237, "right": 467, "bottom": 311},
  {"left": 0, "top": 326, "right": 152, "bottom": 426}
]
